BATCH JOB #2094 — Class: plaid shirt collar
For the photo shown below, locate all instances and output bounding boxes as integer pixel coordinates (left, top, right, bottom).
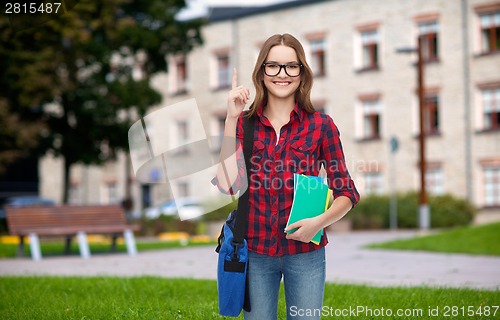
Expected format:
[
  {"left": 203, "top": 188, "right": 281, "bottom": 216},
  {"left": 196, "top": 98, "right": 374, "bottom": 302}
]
[{"left": 255, "top": 101, "right": 305, "bottom": 123}]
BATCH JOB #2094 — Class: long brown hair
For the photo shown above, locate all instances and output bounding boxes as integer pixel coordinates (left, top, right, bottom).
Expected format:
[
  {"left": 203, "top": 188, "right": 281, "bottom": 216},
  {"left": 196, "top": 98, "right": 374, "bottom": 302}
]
[{"left": 247, "top": 33, "right": 315, "bottom": 117}]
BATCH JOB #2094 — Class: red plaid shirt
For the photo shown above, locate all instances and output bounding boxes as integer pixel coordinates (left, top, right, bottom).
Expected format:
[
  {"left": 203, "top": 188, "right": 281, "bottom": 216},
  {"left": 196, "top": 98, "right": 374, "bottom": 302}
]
[{"left": 214, "top": 103, "right": 359, "bottom": 256}]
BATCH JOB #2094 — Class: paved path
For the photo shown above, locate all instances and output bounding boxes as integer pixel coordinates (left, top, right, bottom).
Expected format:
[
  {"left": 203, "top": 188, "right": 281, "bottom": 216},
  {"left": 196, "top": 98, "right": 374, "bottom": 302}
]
[{"left": 0, "top": 231, "right": 499, "bottom": 291}]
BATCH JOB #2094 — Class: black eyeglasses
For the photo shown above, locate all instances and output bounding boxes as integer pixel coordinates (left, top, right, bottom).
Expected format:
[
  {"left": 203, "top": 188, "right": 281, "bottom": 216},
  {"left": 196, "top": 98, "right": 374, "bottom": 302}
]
[{"left": 262, "top": 62, "right": 302, "bottom": 77}]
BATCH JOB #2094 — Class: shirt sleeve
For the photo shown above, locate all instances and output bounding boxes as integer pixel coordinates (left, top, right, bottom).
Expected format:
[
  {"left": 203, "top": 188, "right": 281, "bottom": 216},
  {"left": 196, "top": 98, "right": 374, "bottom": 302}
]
[
  {"left": 211, "top": 115, "right": 248, "bottom": 195},
  {"left": 320, "top": 115, "right": 360, "bottom": 207}
]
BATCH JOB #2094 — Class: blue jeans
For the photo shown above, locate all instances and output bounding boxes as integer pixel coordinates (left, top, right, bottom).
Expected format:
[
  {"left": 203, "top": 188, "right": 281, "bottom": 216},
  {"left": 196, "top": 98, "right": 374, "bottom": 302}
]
[{"left": 244, "top": 247, "right": 326, "bottom": 320}]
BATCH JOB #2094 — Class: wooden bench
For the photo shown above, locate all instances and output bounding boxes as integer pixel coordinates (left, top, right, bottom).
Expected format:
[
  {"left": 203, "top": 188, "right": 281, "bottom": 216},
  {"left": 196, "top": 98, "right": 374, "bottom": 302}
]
[{"left": 5, "top": 205, "right": 140, "bottom": 260}]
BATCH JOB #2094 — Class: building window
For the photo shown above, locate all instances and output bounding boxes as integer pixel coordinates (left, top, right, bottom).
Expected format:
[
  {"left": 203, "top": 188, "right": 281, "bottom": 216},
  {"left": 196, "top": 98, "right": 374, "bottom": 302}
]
[
  {"left": 312, "top": 99, "right": 326, "bottom": 114},
  {"left": 361, "top": 99, "right": 382, "bottom": 140},
  {"left": 426, "top": 166, "right": 444, "bottom": 195},
  {"left": 105, "top": 182, "right": 119, "bottom": 204},
  {"left": 364, "top": 172, "right": 384, "bottom": 195},
  {"left": 424, "top": 94, "right": 440, "bottom": 135},
  {"left": 177, "top": 181, "right": 189, "bottom": 198},
  {"left": 310, "top": 39, "right": 326, "bottom": 77},
  {"left": 168, "top": 55, "right": 188, "bottom": 95},
  {"left": 68, "top": 182, "right": 80, "bottom": 204},
  {"left": 484, "top": 166, "right": 500, "bottom": 206},
  {"left": 141, "top": 184, "right": 152, "bottom": 209},
  {"left": 481, "top": 86, "right": 500, "bottom": 130},
  {"left": 360, "top": 29, "right": 379, "bottom": 70},
  {"left": 216, "top": 54, "right": 231, "bottom": 89},
  {"left": 176, "top": 120, "right": 189, "bottom": 154},
  {"left": 177, "top": 120, "right": 188, "bottom": 142},
  {"left": 479, "top": 11, "right": 500, "bottom": 54},
  {"left": 418, "top": 21, "right": 439, "bottom": 61},
  {"left": 175, "top": 58, "right": 188, "bottom": 94},
  {"left": 315, "top": 106, "right": 325, "bottom": 114},
  {"left": 211, "top": 115, "right": 226, "bottom": 152}
]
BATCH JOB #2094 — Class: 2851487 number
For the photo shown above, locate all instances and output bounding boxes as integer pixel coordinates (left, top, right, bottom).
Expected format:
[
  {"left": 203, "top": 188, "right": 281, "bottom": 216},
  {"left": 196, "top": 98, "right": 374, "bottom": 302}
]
[{"left": 5, "top": 3, "right": 62, "bottom": 14}]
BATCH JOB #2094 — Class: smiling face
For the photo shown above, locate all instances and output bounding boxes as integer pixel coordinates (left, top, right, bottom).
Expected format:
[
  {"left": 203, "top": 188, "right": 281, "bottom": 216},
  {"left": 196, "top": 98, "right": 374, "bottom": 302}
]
[
  {"left": 262, "top": 45, "right": 301, "bottom": 103},
  {"left": 249, "top": 34, "right": 315, "bottom": 117}
]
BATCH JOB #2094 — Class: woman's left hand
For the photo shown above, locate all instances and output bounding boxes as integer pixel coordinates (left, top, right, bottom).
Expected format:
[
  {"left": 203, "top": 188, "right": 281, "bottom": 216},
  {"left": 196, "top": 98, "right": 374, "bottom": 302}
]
[{"left": 285, "top": 217, "right": 323, "bottom": 243}]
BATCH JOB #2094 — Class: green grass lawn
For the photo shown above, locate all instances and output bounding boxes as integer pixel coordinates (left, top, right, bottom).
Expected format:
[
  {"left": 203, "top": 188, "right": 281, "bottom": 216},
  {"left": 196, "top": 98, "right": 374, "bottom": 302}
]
[
  {"left": 0, "top": 239, "right": 216, "bottom": 259},
  {"left": 0, "top": 277, "right": 498, "bottom": 319},
  {"left": 366, "top": 222, "right": 500, "bottom": 256}
]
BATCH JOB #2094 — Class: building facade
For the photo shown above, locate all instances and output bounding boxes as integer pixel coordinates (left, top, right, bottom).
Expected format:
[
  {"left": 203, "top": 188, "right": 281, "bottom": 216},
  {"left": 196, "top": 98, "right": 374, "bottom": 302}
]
[{"left": 40, "top": 0, "right": 500, "bottom": 222}]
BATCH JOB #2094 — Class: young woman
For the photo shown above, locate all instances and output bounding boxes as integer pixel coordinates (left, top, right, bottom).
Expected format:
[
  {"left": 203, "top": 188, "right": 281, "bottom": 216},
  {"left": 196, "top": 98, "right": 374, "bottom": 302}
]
[{"left": 215, "top": 33, "right": 359, "bottom": 320}]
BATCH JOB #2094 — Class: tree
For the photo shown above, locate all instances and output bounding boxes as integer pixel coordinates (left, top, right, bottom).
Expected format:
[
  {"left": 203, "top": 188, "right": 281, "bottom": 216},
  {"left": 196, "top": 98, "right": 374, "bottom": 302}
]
[
  {"left": 0, "top": 0, "right": 204, "bottom": 202},
  {"left": 0, "top": 11, "right": 59, "bottom": 175}
]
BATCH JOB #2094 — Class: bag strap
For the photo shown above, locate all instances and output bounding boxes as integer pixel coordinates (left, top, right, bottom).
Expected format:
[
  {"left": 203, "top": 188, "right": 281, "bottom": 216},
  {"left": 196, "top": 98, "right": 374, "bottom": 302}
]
[{"left": 232, "top": 112, "right": 255, "bottom": 245}]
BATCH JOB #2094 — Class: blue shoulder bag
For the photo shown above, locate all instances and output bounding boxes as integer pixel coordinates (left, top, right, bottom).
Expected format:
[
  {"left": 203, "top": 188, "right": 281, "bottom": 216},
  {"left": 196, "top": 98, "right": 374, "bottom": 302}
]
[{"left": 215, "top": 114, "right": 254, "bottom": 317}]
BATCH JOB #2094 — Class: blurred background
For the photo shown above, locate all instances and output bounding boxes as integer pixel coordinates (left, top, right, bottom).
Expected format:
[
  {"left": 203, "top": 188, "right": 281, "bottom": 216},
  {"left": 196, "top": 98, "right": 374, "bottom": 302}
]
[{"left": 1, "top": 0, "right": 499, "bottom": 238}]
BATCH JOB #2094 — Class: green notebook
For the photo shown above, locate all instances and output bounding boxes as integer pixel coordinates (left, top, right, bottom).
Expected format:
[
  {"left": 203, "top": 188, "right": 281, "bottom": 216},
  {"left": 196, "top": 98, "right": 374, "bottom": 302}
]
[{"left": 286, "top": 174, "right": 331, "bottom": 245}]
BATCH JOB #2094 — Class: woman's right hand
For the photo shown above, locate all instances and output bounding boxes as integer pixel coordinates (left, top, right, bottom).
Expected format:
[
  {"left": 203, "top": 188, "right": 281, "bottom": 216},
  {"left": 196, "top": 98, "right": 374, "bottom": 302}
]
[{"left": 227, "top": 68, "right": 250, "bottom": 120}]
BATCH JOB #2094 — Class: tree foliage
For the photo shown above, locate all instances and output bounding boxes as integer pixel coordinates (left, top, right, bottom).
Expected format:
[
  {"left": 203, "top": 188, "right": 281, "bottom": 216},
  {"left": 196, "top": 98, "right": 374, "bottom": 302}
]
[{"left": 0, "top": 0, "right": 204, "bottom": 202}]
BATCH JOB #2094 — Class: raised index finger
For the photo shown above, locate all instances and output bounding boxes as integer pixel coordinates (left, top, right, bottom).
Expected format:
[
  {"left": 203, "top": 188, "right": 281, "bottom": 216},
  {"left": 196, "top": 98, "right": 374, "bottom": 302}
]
[{"left": 231, "top": 68, "right": 238, "bottom": 89}]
